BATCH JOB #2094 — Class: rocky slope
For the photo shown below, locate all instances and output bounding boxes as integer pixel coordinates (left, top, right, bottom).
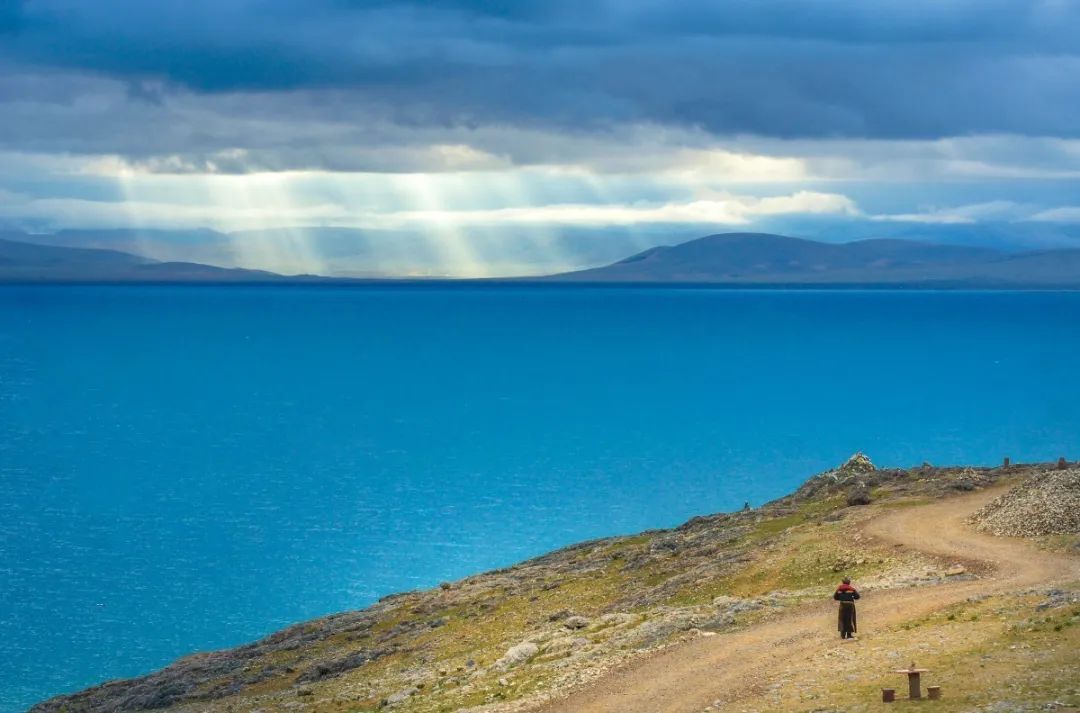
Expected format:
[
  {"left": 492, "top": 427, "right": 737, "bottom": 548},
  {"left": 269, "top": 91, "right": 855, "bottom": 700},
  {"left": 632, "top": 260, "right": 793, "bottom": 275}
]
[
  {"left": 970, "top": 467, "right": 1080, "bottom": 537},
  {"left": 32, "top": 457, "right": 1077, "bottom": 713}
]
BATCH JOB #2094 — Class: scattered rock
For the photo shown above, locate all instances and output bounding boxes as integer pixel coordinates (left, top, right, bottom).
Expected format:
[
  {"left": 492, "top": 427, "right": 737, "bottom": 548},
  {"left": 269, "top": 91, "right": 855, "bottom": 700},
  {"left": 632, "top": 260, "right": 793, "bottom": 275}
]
[
  {"left": 297, "top": 649, "right": 386, "bottom": 683},
  {"left": 1035, "top": 589, "right": 1076, "bottom": 610},
  {"left": 728, "top": 598, "right": 763, "bottom": 614},
  {"left": 598, "top": 612, "right": 635, "bottom": 626},
  {"left": 700, "top": 613, "right": 735, "bottom": 629},
  {"left": 951, "top": 467, "right": 991, "bottom": 491},
  {"left": 544, "top": 636, "right": 589, "bottom": 654},
  {"left": 618, "top": 609, "right": 704, "bottom": 649}
]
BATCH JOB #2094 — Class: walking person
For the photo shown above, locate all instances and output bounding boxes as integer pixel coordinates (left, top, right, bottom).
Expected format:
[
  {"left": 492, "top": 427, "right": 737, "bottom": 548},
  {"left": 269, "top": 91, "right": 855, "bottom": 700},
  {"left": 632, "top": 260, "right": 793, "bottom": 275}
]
[{"left": 834, "top": 577, "right": 860, "bottom": 639}]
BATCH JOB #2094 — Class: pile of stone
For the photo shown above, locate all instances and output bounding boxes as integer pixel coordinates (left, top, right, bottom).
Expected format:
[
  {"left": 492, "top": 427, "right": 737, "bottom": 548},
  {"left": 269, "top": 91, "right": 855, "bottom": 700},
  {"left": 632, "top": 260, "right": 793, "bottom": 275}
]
[
  {"left": 970, "top": 469, "right": 1080, "bottom": 537},
  {"left": 839, "top": 452, "right": 875, "bottom": 475},
  {"left": 793, "top": 452, "right": 878, "bottom": 501}
]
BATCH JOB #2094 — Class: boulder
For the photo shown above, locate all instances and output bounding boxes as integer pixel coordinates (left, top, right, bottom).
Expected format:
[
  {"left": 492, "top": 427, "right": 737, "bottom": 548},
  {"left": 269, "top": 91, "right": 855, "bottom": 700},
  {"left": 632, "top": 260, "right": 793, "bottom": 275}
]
[
  {"left": 384, "top": 686, "right": 418, "bottom": 706},
  {"left": 494, "top": 642, "right": 539, "bottom": 670},
  {"left": 563, "top": 616, "right": 590, "bottom": 630}
]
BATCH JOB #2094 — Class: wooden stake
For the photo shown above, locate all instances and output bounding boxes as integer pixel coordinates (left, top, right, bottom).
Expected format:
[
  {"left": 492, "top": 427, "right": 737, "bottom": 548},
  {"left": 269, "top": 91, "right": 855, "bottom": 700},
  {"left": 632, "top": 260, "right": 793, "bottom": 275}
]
[
  {"left": 907, "top": 671, "right": 922, "bottom": 699},
  {"left": 894, "top": 663, "right": 929, "bottom": 700}
]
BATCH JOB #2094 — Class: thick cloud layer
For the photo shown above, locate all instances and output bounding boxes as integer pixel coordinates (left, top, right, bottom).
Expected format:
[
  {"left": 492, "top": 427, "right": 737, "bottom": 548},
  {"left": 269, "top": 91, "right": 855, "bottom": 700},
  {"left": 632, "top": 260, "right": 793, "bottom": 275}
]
[{"left": 2, "top": 0, "right": 1079, "bottom": 141}]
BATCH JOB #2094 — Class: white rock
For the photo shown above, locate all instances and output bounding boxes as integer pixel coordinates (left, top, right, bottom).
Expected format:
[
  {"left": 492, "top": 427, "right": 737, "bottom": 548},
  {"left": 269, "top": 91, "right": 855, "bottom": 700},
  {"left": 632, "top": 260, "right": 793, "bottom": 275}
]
[
  {"left": 385, "top": 686, "right": 419, "bottom": 705},
  {"left": 564, "top": 615, "right": 591, "bottom": 630},
  {"left": 495, "top": 642, "right": 539, "bottom": 670}
]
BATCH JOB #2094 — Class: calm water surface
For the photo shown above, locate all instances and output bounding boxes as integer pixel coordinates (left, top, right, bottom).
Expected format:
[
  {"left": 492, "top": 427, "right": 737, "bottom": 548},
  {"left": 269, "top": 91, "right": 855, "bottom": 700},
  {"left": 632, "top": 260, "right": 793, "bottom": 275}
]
[{"left": 1, "top": 286, "right": 1079, "bottom": 711}]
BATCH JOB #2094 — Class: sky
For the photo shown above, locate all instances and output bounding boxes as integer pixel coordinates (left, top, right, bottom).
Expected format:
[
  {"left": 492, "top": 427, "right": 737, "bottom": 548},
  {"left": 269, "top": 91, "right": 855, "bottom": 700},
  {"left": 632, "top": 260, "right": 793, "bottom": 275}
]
[{"left": 2, "top": 0, "right": 1080, "bottom": 275}]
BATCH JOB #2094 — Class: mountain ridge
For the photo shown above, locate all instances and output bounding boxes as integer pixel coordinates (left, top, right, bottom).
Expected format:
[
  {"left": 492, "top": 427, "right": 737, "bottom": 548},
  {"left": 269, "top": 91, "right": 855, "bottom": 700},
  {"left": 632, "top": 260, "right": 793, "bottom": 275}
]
[
  {"left": 0, "top": 238, "right": 311, "bottom": 282},
  {"left": 3, "top": 232, "right": 1080, "bottom": 287},
  {"left": 545, "top": 232, "right": 1080, "bottom": 285}
]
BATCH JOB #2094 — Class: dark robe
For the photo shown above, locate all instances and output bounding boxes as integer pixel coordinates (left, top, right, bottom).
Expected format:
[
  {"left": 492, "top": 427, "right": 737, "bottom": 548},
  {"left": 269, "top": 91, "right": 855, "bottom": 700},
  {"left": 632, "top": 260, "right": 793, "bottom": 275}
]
[{"left": 834, "top": 584, "right": 860, "bottom": 635}]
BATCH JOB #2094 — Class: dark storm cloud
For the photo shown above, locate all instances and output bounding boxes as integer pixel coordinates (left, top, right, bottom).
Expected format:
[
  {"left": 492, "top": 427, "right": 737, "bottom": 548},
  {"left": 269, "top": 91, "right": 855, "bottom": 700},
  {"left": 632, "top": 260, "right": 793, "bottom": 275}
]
[{"left": 1, "top": 0, "right": 1079, "bottom": 141}]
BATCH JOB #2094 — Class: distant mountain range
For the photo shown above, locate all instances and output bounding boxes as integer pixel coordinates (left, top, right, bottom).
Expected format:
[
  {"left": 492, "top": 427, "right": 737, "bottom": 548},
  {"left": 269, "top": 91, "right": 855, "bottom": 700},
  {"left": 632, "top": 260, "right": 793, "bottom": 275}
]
[
  {"left": 544, "top": 232, "right": 1080, "bottom": 287},
  {"left": 3, "top": 231, "right": 1080, "bottom": 287},
  {"left": 0, "top": 227, "right": 658, "bottom": 278},
  {"left": 0, "top": 237, "right": 295, "bottom": 282}
]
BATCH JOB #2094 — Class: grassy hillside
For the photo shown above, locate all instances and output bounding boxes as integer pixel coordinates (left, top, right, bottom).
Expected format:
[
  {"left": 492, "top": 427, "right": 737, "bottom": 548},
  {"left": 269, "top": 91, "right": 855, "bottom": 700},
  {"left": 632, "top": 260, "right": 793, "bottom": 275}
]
[{"left": 33, "top": 458, "right": 1079, "bottom": 713}]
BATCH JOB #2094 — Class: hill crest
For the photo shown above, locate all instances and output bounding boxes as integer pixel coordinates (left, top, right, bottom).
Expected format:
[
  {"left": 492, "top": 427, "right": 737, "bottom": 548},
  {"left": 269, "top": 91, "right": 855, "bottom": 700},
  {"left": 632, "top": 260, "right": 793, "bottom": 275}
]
[{"left": 548, "top": 232, "right": 1080, "bottom": 286}]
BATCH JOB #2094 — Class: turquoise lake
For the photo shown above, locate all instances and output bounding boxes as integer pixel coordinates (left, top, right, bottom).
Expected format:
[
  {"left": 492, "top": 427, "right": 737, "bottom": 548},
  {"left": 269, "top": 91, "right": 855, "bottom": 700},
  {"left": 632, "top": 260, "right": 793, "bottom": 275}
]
[{"left": 2, "top": 285, "right": 1079, "bottom": 711}]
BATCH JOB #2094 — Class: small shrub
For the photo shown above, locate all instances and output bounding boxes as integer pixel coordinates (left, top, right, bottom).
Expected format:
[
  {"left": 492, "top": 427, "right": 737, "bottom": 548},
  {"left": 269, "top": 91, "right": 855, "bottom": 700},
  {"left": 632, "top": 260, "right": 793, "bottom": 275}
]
[{"left": 846, "top": 484, "right": 872, "bottom": 506}]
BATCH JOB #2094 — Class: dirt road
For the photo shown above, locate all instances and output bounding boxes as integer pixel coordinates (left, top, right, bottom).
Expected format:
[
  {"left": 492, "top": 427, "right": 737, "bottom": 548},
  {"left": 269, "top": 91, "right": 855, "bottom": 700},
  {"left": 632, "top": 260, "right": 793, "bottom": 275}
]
[{"left": 528, "top": 487, "right": 1080, "bottom": 713}]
